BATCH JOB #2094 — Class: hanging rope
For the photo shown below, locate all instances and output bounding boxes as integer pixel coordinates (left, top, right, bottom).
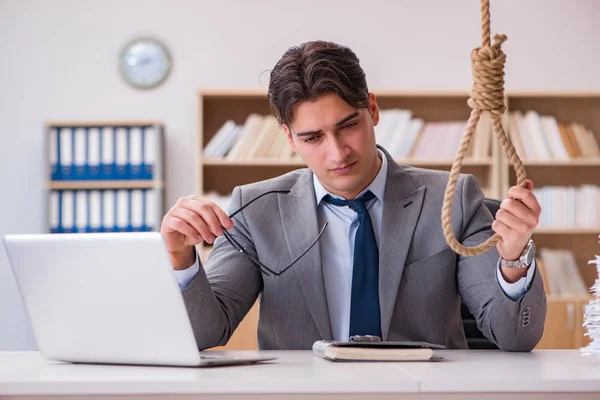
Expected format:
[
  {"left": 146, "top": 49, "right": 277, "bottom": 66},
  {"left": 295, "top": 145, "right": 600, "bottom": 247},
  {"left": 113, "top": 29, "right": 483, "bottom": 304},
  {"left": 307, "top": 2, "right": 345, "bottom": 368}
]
[{"left": 441, "top": 0, "right": 527, "bottom": 256}]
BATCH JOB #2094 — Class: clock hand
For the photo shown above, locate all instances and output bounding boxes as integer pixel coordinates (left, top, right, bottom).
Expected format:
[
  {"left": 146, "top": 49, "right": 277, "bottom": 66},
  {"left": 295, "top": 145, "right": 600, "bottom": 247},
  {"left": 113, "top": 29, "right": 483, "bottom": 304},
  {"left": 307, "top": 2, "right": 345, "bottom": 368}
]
[{"left": 136, "top": 57, "right": 153, "bottom": 66}]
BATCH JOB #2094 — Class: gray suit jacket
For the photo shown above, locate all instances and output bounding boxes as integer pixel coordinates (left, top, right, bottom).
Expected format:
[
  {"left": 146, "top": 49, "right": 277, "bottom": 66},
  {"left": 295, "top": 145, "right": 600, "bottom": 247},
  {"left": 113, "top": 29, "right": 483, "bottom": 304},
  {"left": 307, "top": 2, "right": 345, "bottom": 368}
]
[{"left": 182, "top": 146, "right": 547, "bottom": 351}]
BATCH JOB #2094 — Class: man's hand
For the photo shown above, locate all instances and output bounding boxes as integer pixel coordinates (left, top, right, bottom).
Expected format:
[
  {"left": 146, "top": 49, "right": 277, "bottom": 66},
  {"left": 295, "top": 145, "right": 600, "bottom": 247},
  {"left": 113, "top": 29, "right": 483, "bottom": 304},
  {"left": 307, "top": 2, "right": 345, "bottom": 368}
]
[
  {"left": 493, "top": 179, "right": 541, "bottom": 282},
  {"left": 160, "top": 195, "right": 233, "bottom": 270}
]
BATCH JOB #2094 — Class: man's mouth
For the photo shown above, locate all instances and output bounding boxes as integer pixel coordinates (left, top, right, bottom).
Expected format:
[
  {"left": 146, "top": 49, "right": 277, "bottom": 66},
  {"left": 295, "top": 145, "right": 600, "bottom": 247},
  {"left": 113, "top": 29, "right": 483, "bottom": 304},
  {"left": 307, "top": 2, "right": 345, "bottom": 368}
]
[{"left": 330, "top": 161, "right": 356, "bottom": 174}]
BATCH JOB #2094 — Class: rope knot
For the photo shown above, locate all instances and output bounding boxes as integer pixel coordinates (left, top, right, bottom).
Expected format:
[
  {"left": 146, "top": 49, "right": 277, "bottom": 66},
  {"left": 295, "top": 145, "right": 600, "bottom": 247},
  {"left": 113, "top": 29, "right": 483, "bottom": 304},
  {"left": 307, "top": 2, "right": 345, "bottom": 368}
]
[{"left": 467, "top": 33, "right": 507, "bottom": 115}]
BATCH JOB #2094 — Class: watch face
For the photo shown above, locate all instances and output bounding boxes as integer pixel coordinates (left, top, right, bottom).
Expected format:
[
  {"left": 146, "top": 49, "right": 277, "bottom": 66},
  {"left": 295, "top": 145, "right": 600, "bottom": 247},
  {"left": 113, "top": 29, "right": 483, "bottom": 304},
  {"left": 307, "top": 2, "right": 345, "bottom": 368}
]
[
  {"left": 523, "top": 240, "right": 536, "bottom": 265},
  {"left": 119, "top": 37, "right": 171, "bottom": 89}
]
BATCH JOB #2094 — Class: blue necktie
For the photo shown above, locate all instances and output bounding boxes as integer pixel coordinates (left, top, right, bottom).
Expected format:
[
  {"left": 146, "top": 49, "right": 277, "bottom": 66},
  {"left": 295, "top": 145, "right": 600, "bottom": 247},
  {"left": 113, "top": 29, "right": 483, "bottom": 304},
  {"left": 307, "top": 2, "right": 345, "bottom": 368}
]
[{"left": 324, "top": 190, "right": 382, "bottom": 338}]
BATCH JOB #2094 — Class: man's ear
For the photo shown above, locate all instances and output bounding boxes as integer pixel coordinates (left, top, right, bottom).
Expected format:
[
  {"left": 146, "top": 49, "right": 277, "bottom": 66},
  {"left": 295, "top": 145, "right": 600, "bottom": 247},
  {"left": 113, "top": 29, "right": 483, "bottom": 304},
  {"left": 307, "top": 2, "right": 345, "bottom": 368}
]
[
  {"left": 368, "top": 92, "right": 380, "bottom": 126},
  {"left": 282, "top": 124, "right": 297, "bottom": 153}
]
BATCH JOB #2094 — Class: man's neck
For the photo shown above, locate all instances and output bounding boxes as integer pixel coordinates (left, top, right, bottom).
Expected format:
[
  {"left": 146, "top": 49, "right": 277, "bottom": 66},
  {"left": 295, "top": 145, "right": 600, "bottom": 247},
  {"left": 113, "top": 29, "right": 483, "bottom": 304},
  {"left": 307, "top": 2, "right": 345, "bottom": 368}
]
[{"left": 334, "top": 152, "right": 383, "bottom": 199}]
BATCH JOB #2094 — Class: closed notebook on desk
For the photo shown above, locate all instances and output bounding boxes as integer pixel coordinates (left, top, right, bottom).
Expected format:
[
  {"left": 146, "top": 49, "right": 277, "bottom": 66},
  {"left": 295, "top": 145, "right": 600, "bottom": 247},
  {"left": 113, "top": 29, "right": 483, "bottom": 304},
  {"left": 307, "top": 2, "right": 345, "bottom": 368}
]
[{"left": 312, "top": 340, "right": 445, "bottom": 362}]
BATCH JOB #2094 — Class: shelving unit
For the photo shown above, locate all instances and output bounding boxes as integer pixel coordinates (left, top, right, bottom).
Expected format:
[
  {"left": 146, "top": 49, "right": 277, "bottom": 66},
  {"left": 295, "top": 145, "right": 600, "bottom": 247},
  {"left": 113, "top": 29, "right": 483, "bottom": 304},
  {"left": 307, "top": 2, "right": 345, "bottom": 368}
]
[
  {"left": 197, "top": 89, "right": 600, "bottom": 350},
  {"left": 500, "top": 93, "right": 600, "bottom": 349},
  {"left": 45, "top": 121, "right": 165, "bottom": 234},
  {"left": 198, "top": 90, "right": 500, "bottom": 196}
]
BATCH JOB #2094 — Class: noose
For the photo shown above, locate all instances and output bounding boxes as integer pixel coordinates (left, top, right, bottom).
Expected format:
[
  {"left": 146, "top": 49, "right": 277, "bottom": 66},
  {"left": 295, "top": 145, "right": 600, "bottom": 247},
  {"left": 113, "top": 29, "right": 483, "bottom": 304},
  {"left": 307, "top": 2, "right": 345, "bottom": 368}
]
[{"left": 441, "top": 0, "right": 527, "bottom": 256}]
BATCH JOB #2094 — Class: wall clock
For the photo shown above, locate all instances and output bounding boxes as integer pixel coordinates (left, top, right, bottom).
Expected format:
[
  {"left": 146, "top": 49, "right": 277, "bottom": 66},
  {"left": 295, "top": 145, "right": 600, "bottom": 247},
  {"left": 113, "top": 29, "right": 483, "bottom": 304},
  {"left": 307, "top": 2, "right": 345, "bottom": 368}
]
[{"left": 119, "top": 37, "right": 172, "bottom": 89}]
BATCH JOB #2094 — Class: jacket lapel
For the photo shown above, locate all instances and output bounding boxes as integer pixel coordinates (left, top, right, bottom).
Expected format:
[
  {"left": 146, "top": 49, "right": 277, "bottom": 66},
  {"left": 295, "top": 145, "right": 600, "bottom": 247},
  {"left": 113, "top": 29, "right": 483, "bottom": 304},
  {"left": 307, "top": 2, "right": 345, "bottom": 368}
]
[
  {"left": 378, "top": 148, "right": 426, "bottom": 340},
  {"left": 278, "top": 170, "right": 333, "bottom": 340}
]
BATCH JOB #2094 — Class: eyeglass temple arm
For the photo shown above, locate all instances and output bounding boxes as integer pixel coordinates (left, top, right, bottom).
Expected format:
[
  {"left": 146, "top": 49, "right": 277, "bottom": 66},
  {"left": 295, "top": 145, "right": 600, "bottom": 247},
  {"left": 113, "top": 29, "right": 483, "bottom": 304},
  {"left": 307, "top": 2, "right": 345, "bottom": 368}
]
[
  {"left": 222, "top": 230, "right": 280, "bottom": 277},
  {"left": 228, "top": 189, "right": 291, "bottom": 219},
  {"left": 279, "top": 222, "right": 329, "bottom": 273}
]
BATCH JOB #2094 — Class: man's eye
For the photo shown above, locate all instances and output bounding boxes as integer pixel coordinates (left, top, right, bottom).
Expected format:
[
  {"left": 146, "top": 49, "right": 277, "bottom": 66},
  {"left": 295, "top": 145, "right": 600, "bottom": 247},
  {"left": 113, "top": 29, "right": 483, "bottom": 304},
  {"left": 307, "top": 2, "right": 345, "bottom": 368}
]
[
  {"left": 304, "top": 136, "right": 318, "bottom": 143},
  {"left": 342, "top": 121, "right": 358, "bottom": 129}
]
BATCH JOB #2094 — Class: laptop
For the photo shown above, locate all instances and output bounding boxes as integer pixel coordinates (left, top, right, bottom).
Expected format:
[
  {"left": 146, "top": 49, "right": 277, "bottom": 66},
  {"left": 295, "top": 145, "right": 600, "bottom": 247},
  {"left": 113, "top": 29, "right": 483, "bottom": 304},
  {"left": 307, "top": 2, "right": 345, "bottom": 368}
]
[{"left": 3, "top": 232, "right": 277, "bottom": 367}]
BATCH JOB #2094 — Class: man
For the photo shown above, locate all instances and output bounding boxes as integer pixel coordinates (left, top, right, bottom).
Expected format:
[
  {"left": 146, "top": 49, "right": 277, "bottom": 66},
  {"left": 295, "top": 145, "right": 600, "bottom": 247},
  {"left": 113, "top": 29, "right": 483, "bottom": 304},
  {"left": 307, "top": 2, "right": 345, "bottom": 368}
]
[{"left": 160, "top": 40, "right": 546, "bottom": 351}]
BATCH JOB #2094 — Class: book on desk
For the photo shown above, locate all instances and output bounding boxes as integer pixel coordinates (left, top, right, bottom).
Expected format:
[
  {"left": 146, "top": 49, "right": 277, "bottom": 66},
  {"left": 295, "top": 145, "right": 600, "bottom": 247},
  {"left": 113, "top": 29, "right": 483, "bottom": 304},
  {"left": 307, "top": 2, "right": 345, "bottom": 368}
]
[{"left": 313, "top": 337, "right": 445, "bottom": 362}]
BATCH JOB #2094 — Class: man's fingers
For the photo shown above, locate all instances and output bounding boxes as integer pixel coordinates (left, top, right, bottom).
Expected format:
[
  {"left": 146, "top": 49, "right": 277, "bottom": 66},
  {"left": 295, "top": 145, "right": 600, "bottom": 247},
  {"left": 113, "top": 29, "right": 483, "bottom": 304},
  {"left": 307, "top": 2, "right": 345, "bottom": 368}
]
[
  {"left": 210, "top": 203, "right": 234, "bottom": 230},
  {"left": 170, "top": 207, "right": 214, "bottom": 243},
  {"left": 499, "top": 198, "right": 531, "bottom": 221},
  {"left": 196, "top": 206, "right": 224, "bottom": 238},
  {"left": 165, "top": 216, "right": 202, "bottom": 243},
  {"left": 525, "top": 179, "right": 534, "bottom": 191},
  {"left": 181, "top": 198, "right": 229, "bottom": 236},
  {"left": 492, "top": 219, "right": 512, "bottom": 239},
  {"left": 506, "top": 185, "right": 540, "bottom": 214},
  {"left": 495, "top": 208, "right": 528, "bottom": 234}
]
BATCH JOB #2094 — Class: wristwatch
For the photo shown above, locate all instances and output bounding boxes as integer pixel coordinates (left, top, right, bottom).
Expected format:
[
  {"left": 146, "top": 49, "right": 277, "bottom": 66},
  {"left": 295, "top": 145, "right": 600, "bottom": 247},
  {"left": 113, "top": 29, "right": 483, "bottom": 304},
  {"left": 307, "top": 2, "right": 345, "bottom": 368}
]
[{"left": 500, "top": 239, "right": 536, "bottom": 268}]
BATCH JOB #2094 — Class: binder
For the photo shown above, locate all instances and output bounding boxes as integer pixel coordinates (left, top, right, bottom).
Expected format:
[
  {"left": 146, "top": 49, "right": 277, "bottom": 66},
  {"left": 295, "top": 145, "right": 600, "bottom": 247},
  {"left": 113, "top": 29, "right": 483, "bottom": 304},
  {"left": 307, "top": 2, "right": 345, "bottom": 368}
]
[
  {"left": 73, "top": 128, "right": 87, "bottom": 180},
  {"left": 89, "top": 190, "right": 102, "bottom": 232},
  {"left": 60, "top": 128, "right": 73, "bottom": 180},
  {"left": 115, "top": 127, "right": 129, "bottom": 180},
  {"left": 144, "top": 126, "right": 156, "bottom": 180},
  {"left": 141, "top": 188, "right": 148, "bottom": 231},
  {"left": 130, "top": 127, "right": 143, "bottom": 180},
  {"left": 131, "top": 190, "right": 144, "bottom": 231},
  {"left": 61, "top": 190, "right": 75, "bottom": 233},
  {"left": 101, "top": 127, "right": 115, "bottom": 180},
  {"left": 49, "top": 191, "right": 59, "bottom": 233},
  {"left": 56, "top": 191, "right": 63, "bottom": 233},
  {"left": 102, "top": 190, "right": 116, "bottom": 232},
  {"left": 75, "top": 190, "right": 88, "bottom": 233},
  {"left": 49, "top": 128, "right": 60, "bottom": 180},
  {"left": 116, "top": 189, "right": 129, "bottom": 231},
  {"left": 87, "top": 127, "right": 101, "bottom": 180},
  {"left": 145, "top": 189, "right": 156, "bottom": 231}
]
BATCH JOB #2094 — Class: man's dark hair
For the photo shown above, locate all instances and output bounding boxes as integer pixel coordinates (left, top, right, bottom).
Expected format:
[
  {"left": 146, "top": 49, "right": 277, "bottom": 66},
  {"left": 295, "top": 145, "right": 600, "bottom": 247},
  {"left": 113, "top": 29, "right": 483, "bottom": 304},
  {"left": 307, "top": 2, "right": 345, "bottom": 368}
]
[{"left": 267, "top": 40, "right": 370, "bottom": 127}]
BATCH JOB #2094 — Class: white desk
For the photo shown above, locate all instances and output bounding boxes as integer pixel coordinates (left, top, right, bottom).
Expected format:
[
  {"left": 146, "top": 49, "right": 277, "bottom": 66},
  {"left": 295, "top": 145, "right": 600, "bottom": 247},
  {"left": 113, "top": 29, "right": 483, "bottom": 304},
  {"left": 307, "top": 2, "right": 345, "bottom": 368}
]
[{"left": 1, "top": 350, "right": 599, "bottom": 400}]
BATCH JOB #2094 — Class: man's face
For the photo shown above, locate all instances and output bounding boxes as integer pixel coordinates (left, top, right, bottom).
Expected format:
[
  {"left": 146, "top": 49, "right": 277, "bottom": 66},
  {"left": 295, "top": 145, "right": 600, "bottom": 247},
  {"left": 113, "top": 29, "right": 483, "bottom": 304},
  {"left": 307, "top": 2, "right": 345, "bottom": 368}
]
[{"left": 283, "top": 93, "right": 381, "bottom": 200}]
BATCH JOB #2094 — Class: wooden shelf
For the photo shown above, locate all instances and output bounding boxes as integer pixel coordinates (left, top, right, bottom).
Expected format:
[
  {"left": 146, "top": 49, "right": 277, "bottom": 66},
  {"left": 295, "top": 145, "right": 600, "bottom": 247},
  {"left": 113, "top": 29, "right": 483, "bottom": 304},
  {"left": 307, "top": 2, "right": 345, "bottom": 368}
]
[
  {"left": 45, "top": 120, "right": 162, "bottom": 127},
  {"left": 46, "top": 180, "right": 164, "bottom": 190},
  {"left": 204, "top": 158, "right": 305, "bottom": 166},
  {"left": 519, "top": 159, "right": 600, "bottom": 167},
  {"left": 546, "top": 294, "right": 594, "bottom": 302},
  {"left": 202, "top": 158, "right": 493, "bottom": 167},
  {"left": 534, "top": 228, "right": 600, "bottom": 235}
]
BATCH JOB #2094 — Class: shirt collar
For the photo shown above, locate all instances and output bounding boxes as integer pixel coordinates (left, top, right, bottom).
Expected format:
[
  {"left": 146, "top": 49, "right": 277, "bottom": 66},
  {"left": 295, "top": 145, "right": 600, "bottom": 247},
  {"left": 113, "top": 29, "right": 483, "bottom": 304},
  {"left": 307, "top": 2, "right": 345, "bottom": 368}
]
[{"left": 313, "top": 149, "right": 388, "bottom": 205}]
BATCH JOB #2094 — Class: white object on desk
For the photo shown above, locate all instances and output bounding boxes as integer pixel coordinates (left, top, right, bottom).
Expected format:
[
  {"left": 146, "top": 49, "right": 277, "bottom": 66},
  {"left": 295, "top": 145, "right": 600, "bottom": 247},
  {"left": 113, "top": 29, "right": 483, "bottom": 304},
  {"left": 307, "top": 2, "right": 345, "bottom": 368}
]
[
  {"left": 1, "top": 350, "right": 600, "bottom": 399},
  {"left": 2, "top": 232, "right": 273, "bottom": 368}
]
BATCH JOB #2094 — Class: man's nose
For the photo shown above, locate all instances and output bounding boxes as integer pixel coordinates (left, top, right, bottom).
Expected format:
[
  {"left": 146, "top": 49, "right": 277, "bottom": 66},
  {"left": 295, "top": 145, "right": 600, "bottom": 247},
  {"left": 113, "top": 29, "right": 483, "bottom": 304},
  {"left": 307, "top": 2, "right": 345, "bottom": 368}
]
[{"left": 328, "top": 136, "right": 349, "bottom": 163}]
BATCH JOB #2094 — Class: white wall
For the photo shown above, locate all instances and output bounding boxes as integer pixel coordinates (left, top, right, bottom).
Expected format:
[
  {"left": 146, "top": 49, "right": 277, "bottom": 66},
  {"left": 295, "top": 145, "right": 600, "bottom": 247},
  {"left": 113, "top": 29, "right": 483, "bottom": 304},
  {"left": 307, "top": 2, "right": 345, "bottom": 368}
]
[{"left": 1, "top": 0, "right": 598, "bottom": 350}]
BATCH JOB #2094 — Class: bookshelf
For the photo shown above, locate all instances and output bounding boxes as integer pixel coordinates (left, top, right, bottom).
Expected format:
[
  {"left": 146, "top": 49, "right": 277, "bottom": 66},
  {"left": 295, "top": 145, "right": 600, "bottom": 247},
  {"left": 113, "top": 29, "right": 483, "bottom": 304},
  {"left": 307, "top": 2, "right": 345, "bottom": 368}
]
[
  {"left": 197, "top": 89, "right": 600, "bottom": 350},
  {"left": 45, "top": 121, "right": 165, "bottom": 234},
  {"left": 499, "top": 93, "right": 600, "bottom": 349}
]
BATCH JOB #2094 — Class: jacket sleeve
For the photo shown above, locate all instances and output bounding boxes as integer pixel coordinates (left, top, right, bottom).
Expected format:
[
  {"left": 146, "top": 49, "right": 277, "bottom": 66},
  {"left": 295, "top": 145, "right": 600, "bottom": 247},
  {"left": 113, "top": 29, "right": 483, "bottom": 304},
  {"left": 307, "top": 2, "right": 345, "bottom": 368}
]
[
  {"left": 456, "top": 174, "right": 547, "bottom": 352},
  {"left": 180, "top": 186, "right": 263, "bottom": 350}
]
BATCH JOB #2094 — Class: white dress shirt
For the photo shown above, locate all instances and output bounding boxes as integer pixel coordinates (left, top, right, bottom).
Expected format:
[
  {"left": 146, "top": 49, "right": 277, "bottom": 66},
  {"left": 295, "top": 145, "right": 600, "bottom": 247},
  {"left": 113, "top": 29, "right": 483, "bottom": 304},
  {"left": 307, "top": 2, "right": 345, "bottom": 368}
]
[{"left": 174, "top": 150, "right": 536, "bottom": 341}]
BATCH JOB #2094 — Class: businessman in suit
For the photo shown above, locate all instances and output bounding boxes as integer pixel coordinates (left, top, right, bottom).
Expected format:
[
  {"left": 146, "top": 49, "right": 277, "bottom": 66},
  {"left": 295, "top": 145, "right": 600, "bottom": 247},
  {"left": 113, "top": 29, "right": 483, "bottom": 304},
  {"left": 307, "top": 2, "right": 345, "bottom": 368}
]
[{"left": 160, "top": 40, "right": 546, "bottom": 351}]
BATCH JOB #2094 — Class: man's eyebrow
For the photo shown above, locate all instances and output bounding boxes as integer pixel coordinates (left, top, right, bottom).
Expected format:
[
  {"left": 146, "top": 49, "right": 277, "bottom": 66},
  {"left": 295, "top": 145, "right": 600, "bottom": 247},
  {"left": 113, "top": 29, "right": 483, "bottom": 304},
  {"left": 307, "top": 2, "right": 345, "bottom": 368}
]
[{"left": 294, "top": 111, "right": 360, "bottom": 137}]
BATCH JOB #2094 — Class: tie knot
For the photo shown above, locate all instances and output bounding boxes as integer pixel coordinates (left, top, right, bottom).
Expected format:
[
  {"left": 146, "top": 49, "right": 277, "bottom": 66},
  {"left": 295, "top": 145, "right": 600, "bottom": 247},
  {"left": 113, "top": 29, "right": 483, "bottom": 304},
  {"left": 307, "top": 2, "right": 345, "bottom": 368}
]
[{"left": 324, "top": 190, "right": 375, "bottom": 213}]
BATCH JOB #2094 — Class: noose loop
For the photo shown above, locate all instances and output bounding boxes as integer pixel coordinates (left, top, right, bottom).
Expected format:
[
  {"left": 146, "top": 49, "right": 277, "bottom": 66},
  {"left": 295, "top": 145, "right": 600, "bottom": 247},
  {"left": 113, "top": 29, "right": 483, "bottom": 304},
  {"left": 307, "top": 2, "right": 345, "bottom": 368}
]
[{"left": 441, "top": 0, "right": 527, "bottom": 257}]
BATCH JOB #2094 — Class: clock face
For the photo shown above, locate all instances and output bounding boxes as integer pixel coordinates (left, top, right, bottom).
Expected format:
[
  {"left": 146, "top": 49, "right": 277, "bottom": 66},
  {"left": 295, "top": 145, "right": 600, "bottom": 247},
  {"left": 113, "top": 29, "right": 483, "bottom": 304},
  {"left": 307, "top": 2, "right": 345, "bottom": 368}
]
[{"left": 119, "top": 37, "right": 171, "bottom": 89}]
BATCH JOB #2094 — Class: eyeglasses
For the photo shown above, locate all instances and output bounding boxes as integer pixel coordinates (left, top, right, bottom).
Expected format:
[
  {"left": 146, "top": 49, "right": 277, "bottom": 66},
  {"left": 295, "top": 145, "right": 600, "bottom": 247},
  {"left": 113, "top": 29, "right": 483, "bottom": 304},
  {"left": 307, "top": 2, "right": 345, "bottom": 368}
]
[{"left": 221, "top": 189, "right": 328, "bottom": 279}]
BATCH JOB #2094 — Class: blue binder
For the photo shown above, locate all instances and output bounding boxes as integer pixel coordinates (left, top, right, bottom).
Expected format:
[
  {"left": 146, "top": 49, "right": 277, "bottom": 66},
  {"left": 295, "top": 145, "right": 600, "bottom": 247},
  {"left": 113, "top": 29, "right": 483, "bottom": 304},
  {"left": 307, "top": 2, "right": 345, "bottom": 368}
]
[
  {"left": 54, "top": 191, "right": 62, "bottom": 233},
  {"left": 142, "top": 188, "right": 148, "bottom": 231},
  {"left": 130, "top": 127, "right": 143, "bottom": 180},
  {"left": 51, "top": 128, "right": 61, "bottom": 180},
  {"left": 101, "top": 127, "right": 116, "bottom": 180},
  {"left": 60, "top": 128, "right": 75, "bottom": 180},
  {"left": 87, "top": 127, "right": 101, "bottom": 180},
  {"left": 115, "top": 127, "right": 129, "bottom": 180},
  {"left": 74, "top": 128, "right": 87, "bottom": 181}
]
